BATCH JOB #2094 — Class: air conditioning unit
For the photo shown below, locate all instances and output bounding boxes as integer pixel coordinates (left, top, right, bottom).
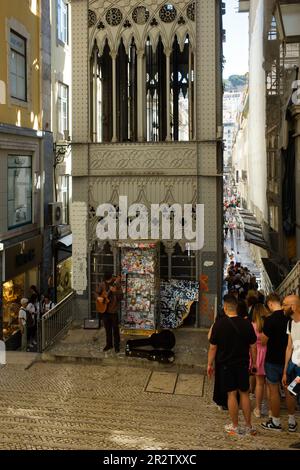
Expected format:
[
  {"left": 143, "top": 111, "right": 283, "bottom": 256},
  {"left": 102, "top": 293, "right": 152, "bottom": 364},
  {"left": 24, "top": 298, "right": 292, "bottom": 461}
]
[{"left": 49, "top": 202, "right": 63, "bottom": 226}]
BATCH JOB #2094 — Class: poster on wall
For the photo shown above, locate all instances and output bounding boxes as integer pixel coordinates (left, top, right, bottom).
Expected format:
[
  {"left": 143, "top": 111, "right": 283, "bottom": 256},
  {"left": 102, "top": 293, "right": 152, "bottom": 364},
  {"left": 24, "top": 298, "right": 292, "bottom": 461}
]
[
  {"left": 160, "top": 280, "right": 199, "bottom": 329},
  {"left": 120, "top": 242, "right": 159, "bottom": 330}
]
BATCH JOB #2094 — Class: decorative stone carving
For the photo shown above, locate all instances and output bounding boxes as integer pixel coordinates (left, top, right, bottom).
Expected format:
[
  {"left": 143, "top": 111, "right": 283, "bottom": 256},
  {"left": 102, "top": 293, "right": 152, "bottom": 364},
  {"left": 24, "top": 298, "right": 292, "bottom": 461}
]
[
  {"left": 88, "top": 143, "right": 197, "bottom": 176},
  {"left": 123, "top": 19, "right": 132, "bottom": 28},
  {"left": 187, "top": 2, "right": 195, "bottom": 22},
  {"left": 97, "top": 21, "right": 105, "bottom": 30},
  {"left": 132, "top": 6, "right": 149, "bottom": 25},
  {"left": 88, "top": 9, "right": 97, "bottom": 27},
  {"left": 150, "top": 17, "right": 158, "bottom": 27},
  {"left": 159, "top": 4, "right": 177, "bottom": 23},
  {"left": 106, "top": 8, "right": 123, "bottom": 26}
]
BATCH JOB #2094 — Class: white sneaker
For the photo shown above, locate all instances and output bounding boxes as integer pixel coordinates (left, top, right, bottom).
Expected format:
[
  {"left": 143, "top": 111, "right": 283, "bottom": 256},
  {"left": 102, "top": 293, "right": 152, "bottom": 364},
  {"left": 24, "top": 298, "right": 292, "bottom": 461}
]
[{"left": 224, "top": 423, "right": 244, "bottom": 436}]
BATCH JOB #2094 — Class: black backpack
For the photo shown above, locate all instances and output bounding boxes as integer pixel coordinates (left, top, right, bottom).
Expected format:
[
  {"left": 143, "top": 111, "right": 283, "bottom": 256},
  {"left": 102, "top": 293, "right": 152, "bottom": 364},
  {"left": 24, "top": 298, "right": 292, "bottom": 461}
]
[{"left": 24, "top": 308, "right": 35, "bottom": 328}]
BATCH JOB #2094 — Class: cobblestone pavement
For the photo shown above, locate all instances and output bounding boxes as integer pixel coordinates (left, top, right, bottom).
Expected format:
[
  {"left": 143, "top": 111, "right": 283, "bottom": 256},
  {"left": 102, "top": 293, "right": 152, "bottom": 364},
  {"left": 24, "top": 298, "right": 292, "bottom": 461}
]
[
  {"left": 42, "top": 328, "right": 208, "bottom": 372},
  {"left": 0, "top": 362, "right": 299, "bottom": 450}
]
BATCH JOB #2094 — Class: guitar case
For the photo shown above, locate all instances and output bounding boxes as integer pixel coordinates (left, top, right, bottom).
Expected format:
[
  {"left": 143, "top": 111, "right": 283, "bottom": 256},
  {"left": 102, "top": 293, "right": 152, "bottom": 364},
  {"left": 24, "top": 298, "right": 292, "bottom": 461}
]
[
  {"left": 125, "top": 330, "right": 175, "bottom": 364},
  {"left": 125, "top": 347, "right": 175, "bottom": 364},
  {"left": 126, "top": 330, "right": 175, "bottom": 350}
]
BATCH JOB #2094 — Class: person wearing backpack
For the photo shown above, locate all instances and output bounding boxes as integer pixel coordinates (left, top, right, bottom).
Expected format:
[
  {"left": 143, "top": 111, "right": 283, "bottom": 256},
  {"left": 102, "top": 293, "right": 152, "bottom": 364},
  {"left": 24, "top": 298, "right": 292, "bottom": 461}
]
[
  {"left": 26, "top": 297, "right": 37, "bottom": 349},
  {"left": 41, "top": 295, "right": 55, "bottom": 315},
  {"left": 18, "top": 298, "right": 30, "bottom": 351}
]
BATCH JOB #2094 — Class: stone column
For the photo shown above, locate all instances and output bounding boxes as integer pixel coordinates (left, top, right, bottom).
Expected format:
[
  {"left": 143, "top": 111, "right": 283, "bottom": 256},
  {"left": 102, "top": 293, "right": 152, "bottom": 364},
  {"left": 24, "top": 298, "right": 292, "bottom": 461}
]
[
  {"left": 111, "top": 50, "right": 118, "bottom": 143},
  {"left": 188, "top": 47, "right": 193, "bottom": 141},
  {"left": 137, "top": 48, "right": 145, "bottom": 142},
  {"left": 165, "top": 48, "right": 171, "bottom": 141},
  {"left": 164, "top": 242, "right": 175, "bottom": 280},
  {"left": 196, "top": 0, "right": 223, "bottom": 326},
  {"left": 71, "top": 0, "right": 89, "bottom": 142},
  {"left": 93, "top": 47, "right": 98, "bottom": 143},
  {"left": 291, "top": 105, "right": 300, "bottom": 258}
]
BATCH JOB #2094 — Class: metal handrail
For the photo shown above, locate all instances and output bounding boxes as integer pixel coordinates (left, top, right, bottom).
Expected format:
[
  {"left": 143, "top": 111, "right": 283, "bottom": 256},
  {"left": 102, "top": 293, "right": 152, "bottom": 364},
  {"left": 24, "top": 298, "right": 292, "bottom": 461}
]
[{"left": 38, "top": 291, "right": 76, "bottom": 352}]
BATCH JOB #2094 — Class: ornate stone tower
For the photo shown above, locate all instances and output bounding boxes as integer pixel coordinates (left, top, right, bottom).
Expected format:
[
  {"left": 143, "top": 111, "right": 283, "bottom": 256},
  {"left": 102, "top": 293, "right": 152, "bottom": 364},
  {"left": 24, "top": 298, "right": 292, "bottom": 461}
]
[{"left": 71, "top": 0, "right": 223, "bottom": 327}]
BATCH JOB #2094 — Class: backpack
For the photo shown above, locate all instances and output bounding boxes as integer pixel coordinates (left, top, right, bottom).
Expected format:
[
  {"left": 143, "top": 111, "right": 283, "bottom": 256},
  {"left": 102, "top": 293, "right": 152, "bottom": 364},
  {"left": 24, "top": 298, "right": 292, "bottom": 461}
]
[
  {"left": 287, "top": 317, "right": 293, "bottom": 334},
  {"left": 25, "top": 308, "right": 35, "bottom": 328}
]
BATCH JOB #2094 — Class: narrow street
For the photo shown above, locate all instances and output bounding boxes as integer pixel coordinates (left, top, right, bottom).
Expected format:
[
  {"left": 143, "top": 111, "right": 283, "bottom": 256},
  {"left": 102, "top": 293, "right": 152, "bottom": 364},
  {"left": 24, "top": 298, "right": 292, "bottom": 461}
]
[{"left": 0, "top": 361, "right": 298, "bottom": 450}]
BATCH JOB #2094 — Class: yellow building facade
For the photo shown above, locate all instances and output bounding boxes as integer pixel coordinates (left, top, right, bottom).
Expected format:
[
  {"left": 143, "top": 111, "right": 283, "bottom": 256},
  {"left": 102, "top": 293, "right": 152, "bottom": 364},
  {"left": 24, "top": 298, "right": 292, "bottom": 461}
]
[
  {"left": 0, "top": 0, "right": 42, "bottom": 130},
  {"left": 0, "top": 0, "right": 51, "bottom": 351}
]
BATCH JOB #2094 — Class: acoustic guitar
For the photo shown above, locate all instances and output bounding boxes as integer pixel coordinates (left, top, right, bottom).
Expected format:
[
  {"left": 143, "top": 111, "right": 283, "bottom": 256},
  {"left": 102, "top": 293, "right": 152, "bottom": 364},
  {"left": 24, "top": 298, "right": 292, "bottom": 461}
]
[{"left": 96, "top": 290, "right": 111, "bottom": 314}]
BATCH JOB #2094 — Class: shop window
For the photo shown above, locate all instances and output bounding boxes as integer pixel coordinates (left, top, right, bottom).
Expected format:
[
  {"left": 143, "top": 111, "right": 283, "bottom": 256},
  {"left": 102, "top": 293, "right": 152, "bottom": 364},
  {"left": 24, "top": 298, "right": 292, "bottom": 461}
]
[
  {"left": 8, "top": 155, "right": 32, "bottom": 229},
  {"left": 57, "top": 0, "right": 68, "bottom": 45},
  {"left": 2, "top": 268, "right": 38, "bottom": 349},
  {"left": 171, "top": 243, "right": 196, "bottom": 280},
  {"left": 57, "top": 257, "right": 72, "bottom": 302},
  {"left": 58, "top": 82, "right": 69, "bottom": 137},
  {"left": 10, "top": 30, "right": 27, "bottom": 101},
  {"left": 58, "top": 175, "right": 70, "bottom": 224}
]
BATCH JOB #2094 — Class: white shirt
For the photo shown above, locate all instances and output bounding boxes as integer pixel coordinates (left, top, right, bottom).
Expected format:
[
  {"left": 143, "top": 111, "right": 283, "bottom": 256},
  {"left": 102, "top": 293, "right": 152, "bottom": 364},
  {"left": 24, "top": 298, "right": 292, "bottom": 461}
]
[
  {"left": 18, "top": 307, "right": 27, "bottom": 325},
  {"left": 287, "top": 320, "right": 300, "bottom": 367},
  {"left": 27, "top": 303, "right": 35, "bottom": 314}
]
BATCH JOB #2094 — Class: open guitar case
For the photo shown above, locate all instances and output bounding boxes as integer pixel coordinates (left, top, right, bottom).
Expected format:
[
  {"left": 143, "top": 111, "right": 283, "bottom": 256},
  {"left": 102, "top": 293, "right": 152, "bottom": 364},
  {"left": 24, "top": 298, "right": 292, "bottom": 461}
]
[{"left": 125, "top": 330, "right": 176, "bottom": 364}]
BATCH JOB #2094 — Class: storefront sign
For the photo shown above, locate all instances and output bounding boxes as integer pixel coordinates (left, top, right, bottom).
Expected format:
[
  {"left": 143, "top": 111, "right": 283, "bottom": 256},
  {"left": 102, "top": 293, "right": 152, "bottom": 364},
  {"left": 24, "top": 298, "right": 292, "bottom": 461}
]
[{"left": 4, "top": 235, "right": 42, "bottom": 281}]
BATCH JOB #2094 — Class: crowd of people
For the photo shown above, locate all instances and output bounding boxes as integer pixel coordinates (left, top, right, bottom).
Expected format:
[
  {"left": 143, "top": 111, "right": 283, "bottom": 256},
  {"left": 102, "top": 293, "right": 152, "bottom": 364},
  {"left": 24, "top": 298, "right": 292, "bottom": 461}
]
[
  {"left": 207, "top": 259, "right": 300, "bottom": 437},
  {"left": 18, "top": 285, "right": 56, "bottom": 352}
]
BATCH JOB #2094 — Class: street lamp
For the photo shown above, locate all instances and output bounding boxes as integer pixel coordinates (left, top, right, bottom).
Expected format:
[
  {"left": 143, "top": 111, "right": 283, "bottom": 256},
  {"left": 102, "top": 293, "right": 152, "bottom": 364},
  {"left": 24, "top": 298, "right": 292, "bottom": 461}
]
[{"left": 53, "top": 139, "right": 71, "bottom": 167}]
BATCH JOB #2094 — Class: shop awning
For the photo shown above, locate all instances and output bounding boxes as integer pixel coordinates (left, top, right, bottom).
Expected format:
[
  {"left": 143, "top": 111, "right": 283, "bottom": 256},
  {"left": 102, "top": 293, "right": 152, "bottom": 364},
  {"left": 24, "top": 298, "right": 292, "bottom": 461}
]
[
  {"left": 57, "top": 234, "right": 72, "bottom": 247},
  {"left": 238, "top": 210, "right": 269, "bottom": 251}
]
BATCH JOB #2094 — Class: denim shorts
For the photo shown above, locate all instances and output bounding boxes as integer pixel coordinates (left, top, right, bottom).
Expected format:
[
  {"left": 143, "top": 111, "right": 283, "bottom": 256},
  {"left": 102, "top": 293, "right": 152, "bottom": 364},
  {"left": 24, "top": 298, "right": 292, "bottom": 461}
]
[{"left": 265, "top": 362, "right": 284, "bottom": 385}]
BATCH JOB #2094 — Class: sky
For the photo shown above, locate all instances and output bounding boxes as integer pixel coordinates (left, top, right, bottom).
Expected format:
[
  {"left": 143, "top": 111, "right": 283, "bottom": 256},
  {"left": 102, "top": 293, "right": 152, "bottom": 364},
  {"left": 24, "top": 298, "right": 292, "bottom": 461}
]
[{"left": 223, "top": 0, "right": 249, "bottom": 79}]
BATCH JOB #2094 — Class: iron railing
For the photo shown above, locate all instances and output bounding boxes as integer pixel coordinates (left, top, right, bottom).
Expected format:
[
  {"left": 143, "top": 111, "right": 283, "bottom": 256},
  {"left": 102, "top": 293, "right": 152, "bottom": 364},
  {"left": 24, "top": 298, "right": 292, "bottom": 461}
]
[{"left": 38, "top": 291, "right": 75, "bottom": 352}]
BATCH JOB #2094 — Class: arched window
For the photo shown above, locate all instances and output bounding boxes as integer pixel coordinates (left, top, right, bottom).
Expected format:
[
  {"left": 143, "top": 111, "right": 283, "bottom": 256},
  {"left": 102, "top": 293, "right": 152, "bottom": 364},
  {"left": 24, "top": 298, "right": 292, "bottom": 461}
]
[
  {"left": 96, "top": 39, "right": 113, "bottom": 142},
  {"left": 91, "top": 21, "right": 195, "bottom": 142},
  {"left": 146, "top": 36, "right": 167, "bottom": 141},
  {"left": 170, "top": 35, "right": 190, "bottom": 141}
]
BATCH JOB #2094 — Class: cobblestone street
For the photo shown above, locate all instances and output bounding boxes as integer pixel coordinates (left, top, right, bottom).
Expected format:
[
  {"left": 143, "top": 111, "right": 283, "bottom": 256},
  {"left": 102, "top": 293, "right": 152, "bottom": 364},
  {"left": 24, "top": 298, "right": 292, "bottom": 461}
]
[{"left": 0, "top": 362, "right": 299, "bottom": 450}]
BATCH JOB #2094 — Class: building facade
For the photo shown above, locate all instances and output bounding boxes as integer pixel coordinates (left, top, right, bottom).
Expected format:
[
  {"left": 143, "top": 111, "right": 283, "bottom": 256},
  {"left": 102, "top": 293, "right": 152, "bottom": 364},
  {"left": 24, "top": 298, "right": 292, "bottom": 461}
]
[
  {"left": 71, "top": 0, "right": 223, "bottom": 327},
  {"left": 50, "top": 0, "right": 73, "bottom": 303},
  {"left": 235, "top": 0, "right": 300, "bottom": 289},
  {"left": 0, "top": 0, "right": 53, "bottom": 348}
]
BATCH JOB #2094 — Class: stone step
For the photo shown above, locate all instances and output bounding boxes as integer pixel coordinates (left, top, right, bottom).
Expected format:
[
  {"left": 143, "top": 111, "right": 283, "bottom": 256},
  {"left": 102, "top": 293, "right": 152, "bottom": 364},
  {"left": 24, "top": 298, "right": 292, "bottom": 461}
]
[{"left": 40, "top": 349, "right": 207, "bottom": 374}]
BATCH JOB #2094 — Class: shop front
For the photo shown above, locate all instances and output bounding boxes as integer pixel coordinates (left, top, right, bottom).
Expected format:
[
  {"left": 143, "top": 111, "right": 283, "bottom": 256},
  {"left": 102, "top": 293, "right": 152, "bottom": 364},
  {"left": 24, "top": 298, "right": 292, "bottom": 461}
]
[
  {"left": 90, "top": 240, "right": 199, "bottom": 330},
  {"left": 56, "top": 234, "right": 72, "bottom": 303},
  {"left": 1, "top": 235, "right": 42, "bottom": 350}
]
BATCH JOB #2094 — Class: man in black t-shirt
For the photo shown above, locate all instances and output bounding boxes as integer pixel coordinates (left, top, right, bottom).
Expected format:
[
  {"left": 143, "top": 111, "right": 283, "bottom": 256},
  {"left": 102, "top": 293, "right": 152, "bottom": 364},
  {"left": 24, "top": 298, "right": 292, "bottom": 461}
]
[
  {"left": 208, "top": 296, "right": 257, "bottom": 435},
  {"left": 261, "top": 293, "right": 297, "bottom": 432}
]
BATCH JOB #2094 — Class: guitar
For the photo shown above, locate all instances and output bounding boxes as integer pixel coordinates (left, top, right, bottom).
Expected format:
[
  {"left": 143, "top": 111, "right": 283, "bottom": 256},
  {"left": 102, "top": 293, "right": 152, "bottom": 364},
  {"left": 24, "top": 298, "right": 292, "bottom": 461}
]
[{"left": 96, "top": 289, "right": 111, "bottom": 314}]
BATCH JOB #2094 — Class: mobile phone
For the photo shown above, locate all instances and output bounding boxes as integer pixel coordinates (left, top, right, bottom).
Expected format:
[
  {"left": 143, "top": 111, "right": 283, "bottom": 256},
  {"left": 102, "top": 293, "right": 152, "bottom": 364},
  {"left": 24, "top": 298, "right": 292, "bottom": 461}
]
[{"left": 287, "top": 377, "right": 300, "bottom": 396}]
